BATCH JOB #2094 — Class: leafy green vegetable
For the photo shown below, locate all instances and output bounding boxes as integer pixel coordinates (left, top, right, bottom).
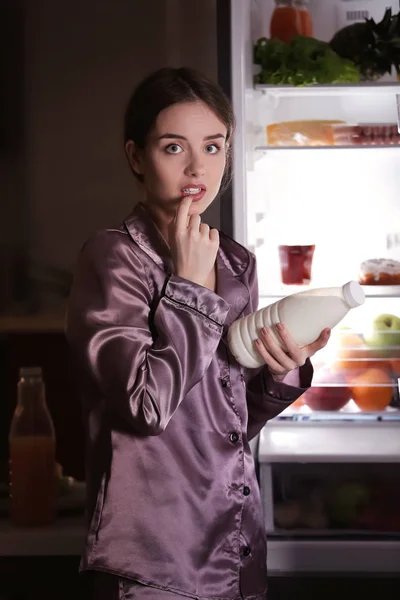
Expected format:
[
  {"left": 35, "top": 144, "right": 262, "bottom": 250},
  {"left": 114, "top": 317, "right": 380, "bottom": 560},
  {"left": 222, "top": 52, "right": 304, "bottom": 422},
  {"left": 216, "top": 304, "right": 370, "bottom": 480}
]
[{"left": 254, "top": 35, "right": 360, "bottom": 86}]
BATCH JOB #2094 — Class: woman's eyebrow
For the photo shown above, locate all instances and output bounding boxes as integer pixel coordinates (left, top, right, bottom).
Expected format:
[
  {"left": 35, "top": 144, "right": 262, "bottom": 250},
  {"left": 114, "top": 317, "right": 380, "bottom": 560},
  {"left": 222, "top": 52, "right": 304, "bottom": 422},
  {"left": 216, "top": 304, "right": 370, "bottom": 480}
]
[
  {"left": 158, "top": 133, "right": 226, "bottom": 141},
  {"left": 204, "top": 133, "right": 226, "bottom": 141}
]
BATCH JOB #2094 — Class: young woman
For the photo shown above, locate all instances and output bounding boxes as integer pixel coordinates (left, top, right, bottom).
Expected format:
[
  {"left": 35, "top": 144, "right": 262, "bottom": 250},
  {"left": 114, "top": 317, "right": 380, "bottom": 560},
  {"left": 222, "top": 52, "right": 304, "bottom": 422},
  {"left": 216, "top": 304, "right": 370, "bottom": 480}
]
[{"left": 66, "top": 67, "right": 329, "bottom": 600}]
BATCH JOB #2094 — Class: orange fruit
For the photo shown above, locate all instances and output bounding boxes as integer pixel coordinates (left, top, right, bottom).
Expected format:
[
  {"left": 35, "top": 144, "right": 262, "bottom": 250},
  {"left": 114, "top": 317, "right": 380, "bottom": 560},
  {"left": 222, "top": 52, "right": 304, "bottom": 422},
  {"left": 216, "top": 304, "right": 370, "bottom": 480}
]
[
  {"left": 348, "top": 368, "right": 394, "bottom": 411},
  {"left": 389, "top": 359, "right": 400, "bottom": 376},
  {"left": 334, "top": 332, "right": 394, "bottom": 372},
  {"left": 334, "top": 332, "right": 368, "bottom": 371},
  {"left": 336, "top": 332, "right": 364, "bottom": 358}
]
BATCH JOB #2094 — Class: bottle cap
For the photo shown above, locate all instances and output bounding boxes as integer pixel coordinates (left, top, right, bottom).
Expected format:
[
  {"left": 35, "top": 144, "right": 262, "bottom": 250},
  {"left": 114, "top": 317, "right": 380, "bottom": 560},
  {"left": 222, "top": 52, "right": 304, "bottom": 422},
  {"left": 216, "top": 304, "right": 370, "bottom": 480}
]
[
  {"left": 342, "top": 281, "right": 365, "bottom": 308},
  {"left": 19, "top": 366, "right": 43, "bottom": 379}
]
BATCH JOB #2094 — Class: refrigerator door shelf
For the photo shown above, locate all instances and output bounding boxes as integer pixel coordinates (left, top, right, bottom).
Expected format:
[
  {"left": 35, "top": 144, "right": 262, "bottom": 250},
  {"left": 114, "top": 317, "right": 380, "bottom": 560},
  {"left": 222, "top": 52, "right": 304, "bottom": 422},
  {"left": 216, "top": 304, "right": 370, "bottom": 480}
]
[{"left": 258, "top": 420, "right": 400, "bottom": 463}]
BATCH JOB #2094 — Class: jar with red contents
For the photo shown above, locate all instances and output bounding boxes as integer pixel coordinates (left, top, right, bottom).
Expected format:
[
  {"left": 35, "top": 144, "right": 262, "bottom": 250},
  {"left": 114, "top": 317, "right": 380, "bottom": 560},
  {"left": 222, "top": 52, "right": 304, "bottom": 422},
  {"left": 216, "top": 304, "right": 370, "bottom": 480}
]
[{"left": 270, "top": 0, "right": 313, "bottom": 43}]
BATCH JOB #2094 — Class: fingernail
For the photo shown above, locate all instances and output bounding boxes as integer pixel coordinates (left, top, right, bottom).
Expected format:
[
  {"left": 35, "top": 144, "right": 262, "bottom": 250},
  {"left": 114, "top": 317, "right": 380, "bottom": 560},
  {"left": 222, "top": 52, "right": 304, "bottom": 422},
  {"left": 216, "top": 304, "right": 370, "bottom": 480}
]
[
  {"left": 276, "top": 323, "right": 283, "bottom": 331},
  {"left": 261, "top": 327, "right": 268, "bottom": 336}
]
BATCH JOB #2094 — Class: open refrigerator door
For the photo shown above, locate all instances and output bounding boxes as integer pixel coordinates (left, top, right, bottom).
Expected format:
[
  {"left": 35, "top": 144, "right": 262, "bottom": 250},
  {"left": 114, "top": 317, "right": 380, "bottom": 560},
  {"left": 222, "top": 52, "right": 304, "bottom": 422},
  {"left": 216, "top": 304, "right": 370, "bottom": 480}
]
[{"left": 230, "top": 0, "right": 400, "bottom": 573}]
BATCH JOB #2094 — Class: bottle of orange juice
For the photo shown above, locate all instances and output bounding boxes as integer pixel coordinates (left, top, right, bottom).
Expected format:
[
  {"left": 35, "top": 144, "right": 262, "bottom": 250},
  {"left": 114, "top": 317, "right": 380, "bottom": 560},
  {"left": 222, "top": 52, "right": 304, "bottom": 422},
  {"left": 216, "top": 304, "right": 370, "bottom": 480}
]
[
  {"left": 270, "top": 0, "right": 302, "bottom": 43},
  {"left": 270, "top": 0, "right": 313, "bottom": 42},
  {"left": 294, "top": 0, "right": 313, "bottom": 37},
  {"left": 9, "top": 367, "right": 56, "bottom": 526}
]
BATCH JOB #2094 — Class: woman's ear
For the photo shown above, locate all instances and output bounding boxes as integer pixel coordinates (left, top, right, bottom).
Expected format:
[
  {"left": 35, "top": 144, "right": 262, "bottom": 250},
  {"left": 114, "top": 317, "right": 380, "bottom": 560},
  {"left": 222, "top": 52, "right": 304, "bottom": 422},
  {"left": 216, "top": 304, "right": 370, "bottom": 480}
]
[{"left": 125, "top": 140, "right": 143, "bottom": 176}]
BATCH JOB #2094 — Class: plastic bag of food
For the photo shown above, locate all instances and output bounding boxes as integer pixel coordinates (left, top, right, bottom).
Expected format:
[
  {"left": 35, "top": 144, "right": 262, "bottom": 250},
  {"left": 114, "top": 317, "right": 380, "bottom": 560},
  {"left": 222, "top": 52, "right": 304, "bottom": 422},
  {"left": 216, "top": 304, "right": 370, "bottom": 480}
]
[
  {"left": 266, "top": 121, "right": 400, "bottom": 147},
  {"left": 266, "top": 120, "right": 345, "bottom": 146}
]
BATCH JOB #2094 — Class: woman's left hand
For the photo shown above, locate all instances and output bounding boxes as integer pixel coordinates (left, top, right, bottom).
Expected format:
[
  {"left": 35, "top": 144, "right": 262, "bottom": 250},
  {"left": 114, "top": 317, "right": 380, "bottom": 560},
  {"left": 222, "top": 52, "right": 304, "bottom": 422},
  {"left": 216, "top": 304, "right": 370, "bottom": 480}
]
[{"left": 255, "top": 323, "right": 331, "bottom": 382}]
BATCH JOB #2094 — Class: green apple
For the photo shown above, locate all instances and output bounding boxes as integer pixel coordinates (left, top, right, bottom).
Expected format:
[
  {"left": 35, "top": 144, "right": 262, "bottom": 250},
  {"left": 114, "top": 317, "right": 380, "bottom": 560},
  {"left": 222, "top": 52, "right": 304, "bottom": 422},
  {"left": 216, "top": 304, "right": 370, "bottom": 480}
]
[{"left": 364, "top": 313, "right": 400, "bottom": 352}]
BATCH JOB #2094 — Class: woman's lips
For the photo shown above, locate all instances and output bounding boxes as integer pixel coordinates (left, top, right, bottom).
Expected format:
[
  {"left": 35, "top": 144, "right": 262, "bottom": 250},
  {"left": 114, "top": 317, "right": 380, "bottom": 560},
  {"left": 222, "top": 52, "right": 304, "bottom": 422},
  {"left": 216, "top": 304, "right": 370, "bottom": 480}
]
[{"left": 181, "top": 186, "right": 206, "bottom": 201}]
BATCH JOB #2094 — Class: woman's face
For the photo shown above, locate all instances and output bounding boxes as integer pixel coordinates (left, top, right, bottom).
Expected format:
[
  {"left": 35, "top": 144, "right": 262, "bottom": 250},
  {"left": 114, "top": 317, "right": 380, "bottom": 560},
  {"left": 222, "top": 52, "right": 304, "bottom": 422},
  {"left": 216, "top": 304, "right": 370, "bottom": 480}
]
[{"left": 128, "top": 101, "right": 228, "bottom": 217}]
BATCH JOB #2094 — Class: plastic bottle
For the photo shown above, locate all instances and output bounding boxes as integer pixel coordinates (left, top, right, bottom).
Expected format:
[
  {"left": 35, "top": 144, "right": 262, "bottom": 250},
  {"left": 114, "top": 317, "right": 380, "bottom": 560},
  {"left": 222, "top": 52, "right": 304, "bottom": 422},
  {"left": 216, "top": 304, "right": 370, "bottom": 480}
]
[
  {"left": 227, "top": 281, "right": 365, "bottom": 369},
  {"left": 9, "top": 367, "right": 56, "bottom": 526}
]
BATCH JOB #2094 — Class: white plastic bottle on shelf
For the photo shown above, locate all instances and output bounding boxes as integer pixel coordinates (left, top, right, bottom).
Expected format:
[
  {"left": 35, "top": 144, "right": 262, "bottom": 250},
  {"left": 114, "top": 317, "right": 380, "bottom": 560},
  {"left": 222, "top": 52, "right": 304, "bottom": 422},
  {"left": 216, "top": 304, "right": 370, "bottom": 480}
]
[{"left": 227, "top": 281, "right": 365, "bottom": 369}]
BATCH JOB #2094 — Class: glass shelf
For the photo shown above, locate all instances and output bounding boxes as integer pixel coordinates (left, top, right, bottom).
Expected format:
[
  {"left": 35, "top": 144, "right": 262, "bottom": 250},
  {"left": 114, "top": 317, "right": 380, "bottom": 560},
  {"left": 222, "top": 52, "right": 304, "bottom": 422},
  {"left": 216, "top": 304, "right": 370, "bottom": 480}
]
[
  {"left": 277, "top": 411, "right": 400, "bottom": 422},
  {"left": 255, "top": 82, "right": 400, "bottom": 98},
  {"left": 255, "top": 145, "right": 400, "bottom": 152},
  {"left": 259, "top": 285, "right": 400, "bottom": 300}
]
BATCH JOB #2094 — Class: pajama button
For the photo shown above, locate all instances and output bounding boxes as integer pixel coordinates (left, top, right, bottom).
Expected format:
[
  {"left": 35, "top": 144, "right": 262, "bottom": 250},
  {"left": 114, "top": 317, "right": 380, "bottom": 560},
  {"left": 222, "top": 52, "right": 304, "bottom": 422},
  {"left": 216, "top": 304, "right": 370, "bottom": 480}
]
[
  {"left": 229, "top": 432, "right": 239, "bottom": 443},
  {"left": 243, "top": 546, "right": 251, "bottom": 557},
  {"left": 243, "top": 486, "right": 250, "bottom": 496}
]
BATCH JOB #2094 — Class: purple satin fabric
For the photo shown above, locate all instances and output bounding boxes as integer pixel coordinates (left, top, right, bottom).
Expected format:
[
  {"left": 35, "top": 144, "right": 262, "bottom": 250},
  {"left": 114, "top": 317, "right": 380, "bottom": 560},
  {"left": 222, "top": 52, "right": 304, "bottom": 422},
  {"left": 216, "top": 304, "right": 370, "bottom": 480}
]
[
  {"left": 66, "top": 204, "right": 312, "bottom": 600},
  {"left": 89, "top": 571, "right": 265, "bottom": 600}
]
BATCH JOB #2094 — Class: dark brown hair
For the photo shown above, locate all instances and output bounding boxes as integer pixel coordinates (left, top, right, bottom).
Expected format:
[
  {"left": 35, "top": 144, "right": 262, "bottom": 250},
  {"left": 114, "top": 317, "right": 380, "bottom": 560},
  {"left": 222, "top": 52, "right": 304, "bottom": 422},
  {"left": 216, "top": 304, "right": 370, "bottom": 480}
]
[{"left": 124, "top": 67, "right": 235, "bottom": 192}]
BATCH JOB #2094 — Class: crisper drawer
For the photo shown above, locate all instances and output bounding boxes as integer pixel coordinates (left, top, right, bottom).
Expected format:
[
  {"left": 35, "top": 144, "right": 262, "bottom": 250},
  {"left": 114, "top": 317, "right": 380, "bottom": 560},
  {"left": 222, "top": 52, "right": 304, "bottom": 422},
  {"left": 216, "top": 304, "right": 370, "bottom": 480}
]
[{"left": 260, "top": 460, "right": 400, "bottom": 537}]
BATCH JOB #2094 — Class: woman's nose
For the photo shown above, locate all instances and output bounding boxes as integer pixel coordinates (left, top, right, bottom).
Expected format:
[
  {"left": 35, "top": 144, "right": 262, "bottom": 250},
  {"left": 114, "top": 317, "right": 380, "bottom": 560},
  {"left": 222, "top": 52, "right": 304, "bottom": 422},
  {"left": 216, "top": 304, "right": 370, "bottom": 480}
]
[{"left": 184, "top": 153, "right": 205, "bottom": 178}]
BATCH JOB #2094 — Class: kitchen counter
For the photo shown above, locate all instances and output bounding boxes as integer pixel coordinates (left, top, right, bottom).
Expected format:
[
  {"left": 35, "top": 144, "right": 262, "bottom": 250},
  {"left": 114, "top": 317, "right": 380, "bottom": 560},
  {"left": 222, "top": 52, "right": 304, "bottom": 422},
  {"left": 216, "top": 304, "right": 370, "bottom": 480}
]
[
  {"left": 0, "top": 310, "right": 66, "bottom": 334},
  {"left": 0, "top": 516, "right": 85, "bottom": 556},
  {"left": 0, "top": 294, "right": 67, "bottom": 334}
]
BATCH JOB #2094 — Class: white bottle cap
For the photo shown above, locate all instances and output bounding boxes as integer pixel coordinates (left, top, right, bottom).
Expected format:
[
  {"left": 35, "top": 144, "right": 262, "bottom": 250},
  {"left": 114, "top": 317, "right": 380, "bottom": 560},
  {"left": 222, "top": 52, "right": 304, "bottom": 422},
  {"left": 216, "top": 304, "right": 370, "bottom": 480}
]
[{"left": 342, "top": 281, "right": 365, "bottom": 308}]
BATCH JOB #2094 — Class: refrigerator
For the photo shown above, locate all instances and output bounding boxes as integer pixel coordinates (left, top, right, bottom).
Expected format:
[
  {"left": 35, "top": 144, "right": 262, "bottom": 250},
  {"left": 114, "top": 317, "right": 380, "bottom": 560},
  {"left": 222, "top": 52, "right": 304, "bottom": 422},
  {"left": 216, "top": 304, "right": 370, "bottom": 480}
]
[{"left": 217, "top": 0, "right": 400, "bottom": 575}]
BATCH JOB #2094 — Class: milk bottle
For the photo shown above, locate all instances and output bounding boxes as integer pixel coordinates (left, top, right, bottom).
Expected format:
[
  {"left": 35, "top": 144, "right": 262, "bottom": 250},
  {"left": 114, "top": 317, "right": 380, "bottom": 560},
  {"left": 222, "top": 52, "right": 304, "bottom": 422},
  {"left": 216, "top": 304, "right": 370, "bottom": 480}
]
[{"left": 227, "top": 281, "right": 365, "bottom": 368}]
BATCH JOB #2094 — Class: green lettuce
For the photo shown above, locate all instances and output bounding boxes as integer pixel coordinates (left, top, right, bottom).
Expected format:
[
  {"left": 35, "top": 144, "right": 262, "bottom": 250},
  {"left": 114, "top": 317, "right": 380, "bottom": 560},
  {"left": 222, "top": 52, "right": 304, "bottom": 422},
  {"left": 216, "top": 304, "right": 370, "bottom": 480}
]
[{"left": 254, "top": 35, "right": 360, "bottom": 86}]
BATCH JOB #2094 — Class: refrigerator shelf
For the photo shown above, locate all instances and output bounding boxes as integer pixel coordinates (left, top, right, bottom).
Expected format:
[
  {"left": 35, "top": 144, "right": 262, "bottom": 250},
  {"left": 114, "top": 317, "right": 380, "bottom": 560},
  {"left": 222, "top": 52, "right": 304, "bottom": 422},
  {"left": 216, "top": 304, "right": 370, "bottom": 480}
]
[
  {"left": 361, "top": 285, "right": 400, "bottom": 297},
  {"left": 255, "top": 82, "right": 400, "bottom": 98},
  {"left": 258, "top": 285, "right": 400, "bottom": 300},
  {"left": 265, "top": 538, "right": 400, "bottom": 574},
  {"left": 258, "top": 420, "right": 400, "bottom": 463},
  {"left": 276, "top": 411, "right": 400, "bottom": 422},
  {"left": 268, "top": 529, "right": 400, "bottom": 540},
  {"left": 255, "top": 145, "right": 400, "bottom": 152}
]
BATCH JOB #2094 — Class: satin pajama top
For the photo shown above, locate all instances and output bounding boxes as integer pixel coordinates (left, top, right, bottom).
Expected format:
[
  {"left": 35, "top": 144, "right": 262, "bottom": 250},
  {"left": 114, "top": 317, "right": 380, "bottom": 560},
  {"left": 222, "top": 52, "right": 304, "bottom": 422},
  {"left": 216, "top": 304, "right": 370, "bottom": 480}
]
[{"left": 65, "top": 203, "right": 312, "bottom": 600}]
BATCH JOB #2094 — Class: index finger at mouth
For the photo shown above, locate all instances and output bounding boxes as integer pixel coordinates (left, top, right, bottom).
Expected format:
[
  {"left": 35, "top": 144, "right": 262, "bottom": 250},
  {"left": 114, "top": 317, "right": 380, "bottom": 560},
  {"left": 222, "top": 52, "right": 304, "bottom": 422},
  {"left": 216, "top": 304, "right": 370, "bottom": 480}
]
[{"left": 175, "top": 196, "right": 192, "bottom": 232}]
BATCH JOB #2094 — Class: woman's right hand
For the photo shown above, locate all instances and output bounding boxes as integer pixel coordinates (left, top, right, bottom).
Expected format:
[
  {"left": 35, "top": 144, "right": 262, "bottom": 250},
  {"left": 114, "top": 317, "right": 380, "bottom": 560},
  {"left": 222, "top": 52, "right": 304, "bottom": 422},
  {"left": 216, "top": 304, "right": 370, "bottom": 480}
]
[{"left": 170, "top": 197, "right": 219, "bottom": 288}]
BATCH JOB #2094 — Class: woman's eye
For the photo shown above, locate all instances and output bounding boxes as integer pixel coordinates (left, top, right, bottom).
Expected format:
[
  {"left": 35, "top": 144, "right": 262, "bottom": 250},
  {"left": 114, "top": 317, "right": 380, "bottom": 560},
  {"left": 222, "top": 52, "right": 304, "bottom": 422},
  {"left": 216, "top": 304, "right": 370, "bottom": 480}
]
[
  {"left": 165, "top": 144, "right": 183, "bottom": 154},
  {"left": 205, "top": 144, "right": 220, "bottom": 154}
]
